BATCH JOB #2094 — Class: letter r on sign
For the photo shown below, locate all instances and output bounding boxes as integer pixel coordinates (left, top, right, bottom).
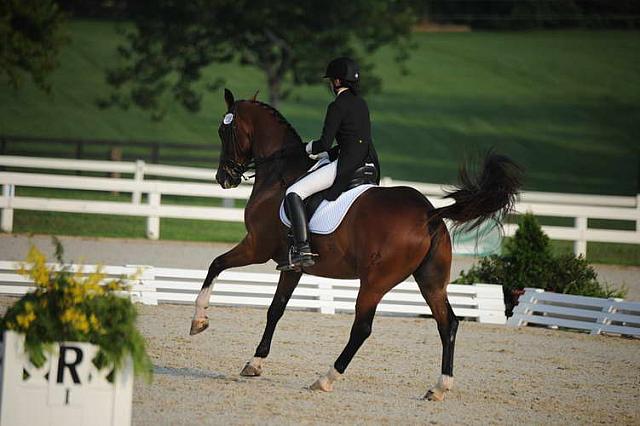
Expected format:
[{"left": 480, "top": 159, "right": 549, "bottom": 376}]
[{"left": 57, "top": 345, "right": 83, "bottom": 384}]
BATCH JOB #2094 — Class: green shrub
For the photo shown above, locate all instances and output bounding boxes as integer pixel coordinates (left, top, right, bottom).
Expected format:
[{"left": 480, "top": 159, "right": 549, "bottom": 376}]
[
  {"left": 550, "top": 254, "right": 625, "bottom": 298},
  {"left": 454, "top": 213, "right": 626, "bottom": 312}
]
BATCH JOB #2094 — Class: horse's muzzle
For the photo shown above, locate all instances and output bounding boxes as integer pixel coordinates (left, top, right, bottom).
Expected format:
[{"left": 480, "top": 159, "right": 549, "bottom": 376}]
[{"left": 216, "top": 168, "right": 241, "bottom": 189}]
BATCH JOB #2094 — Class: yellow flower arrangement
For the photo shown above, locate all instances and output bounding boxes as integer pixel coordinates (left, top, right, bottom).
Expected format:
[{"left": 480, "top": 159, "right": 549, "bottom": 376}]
[
  {"left": 1, "top": 239, "right": 151, "bottom": 379},
  {"left": 15, "top": 301, "right": 36, "bottom": 329},
  {"left": 18, "top": 246, "right": 50, "bottom": 289},
  {"left": 61, "top": 307, "right": 90, "bottom": 334}
]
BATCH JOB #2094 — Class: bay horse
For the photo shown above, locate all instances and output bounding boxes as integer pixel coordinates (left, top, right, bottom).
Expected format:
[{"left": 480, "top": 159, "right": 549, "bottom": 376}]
[{"left": 190, "top": 88, "right": 521, "bottom": 401}]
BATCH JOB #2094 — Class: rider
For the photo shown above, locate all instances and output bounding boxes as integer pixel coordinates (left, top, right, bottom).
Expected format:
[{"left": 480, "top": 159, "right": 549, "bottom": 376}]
[{"left": 279, "top": 57, "right": 380, "bottom": 271}]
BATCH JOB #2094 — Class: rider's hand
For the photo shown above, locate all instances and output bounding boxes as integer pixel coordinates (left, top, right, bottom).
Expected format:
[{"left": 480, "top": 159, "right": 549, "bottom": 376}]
[
  {"left": 306, "top": 140, "right": 328, "bottom": 160},
  {"left": 309, "top": 151, "right": 329, "bottom": 161},
  {"left": 305, "top": 141, "right": 314, "bottom": 155}
]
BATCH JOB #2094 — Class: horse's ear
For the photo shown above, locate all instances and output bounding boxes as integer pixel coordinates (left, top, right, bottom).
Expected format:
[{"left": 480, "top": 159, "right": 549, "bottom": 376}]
[
  {"left": 224, "top": 88, "right": 235, "bottom": 109},
  {"left": 251, "top": 90, "right": 259, "bottom": 102}
]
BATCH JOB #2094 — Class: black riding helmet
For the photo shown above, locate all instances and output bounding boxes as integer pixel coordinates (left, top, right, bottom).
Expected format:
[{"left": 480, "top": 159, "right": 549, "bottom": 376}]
[{"left": 324, "top": 57, "right": 360, "bottom": 83}]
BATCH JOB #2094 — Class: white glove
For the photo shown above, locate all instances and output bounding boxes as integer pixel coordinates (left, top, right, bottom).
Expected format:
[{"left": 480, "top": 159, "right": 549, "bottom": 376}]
[
  {"left": 310, "top": 152, "right": 329, "bottom": 160},
  {"left": 306, "top": 141, "right": 329, "bottom": 160}
]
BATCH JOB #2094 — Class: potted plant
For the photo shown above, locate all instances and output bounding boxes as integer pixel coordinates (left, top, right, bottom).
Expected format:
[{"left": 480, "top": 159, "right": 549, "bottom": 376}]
[{"left": 0, "top": 240, "right": 151, "bottom": 426}]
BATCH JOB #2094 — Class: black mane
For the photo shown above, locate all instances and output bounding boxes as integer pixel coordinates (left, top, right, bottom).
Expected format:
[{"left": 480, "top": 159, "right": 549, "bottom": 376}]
[{"left": 244, "top": 100, "right": 303, "bottom": 145}]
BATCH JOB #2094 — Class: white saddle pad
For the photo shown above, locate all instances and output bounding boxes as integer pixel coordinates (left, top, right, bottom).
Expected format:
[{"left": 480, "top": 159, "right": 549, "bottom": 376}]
[{"left": 279, "top": 185, "right": 376, "bottom": 235}]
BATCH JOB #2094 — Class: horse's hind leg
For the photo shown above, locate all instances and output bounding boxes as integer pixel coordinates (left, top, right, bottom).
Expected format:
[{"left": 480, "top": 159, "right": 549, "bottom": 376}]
[
  {"left": 414, "top": 230, "right": 458, "bottom": 401},
  {"left": 310, "top": 287, "right": 384, "bottom": 392},
  {"left": 240, "top": 270, "right": 302, "bottom": 376}
]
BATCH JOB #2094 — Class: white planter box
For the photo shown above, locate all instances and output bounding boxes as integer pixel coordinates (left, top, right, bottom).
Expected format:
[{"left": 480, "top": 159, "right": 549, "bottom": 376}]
[{"left": 0, "top": 331, "right": 133, "bottom": 426}]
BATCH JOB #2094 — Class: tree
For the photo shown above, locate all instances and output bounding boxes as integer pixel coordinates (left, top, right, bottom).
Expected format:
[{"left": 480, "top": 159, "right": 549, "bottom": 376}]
[
  {"left": 423, "top": 0, "right": 640, "bottom": 29},
  {"left": 104, "top": 0, "right": 419, "bottom": 117},
  {"left": 0, "top": 0, "right": 68, "bottom": 93}
]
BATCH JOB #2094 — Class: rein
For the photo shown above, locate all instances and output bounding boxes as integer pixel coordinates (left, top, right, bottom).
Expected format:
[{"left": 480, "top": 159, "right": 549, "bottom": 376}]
[{"left": 223, "top": 145, "right": 302, "bottom": 186}]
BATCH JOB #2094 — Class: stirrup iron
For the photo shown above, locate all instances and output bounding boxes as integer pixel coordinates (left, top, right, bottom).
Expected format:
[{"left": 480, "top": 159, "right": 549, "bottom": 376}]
[
  {"left": 276, "top": 245, "right": 317, "bottom": 272},
  {"left": 276, "top": 247, "right": 300, "bottom": 272}
]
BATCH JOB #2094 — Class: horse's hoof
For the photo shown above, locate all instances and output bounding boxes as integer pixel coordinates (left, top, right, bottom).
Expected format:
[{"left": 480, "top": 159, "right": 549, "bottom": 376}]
[
  {"left": 310, "top": 377, "right": 333, "bottom": 392},
  {"left": 189, "top": 318, "right": 209, "bottom": 335},
  {"left": 309, "top": 367, "right": 341, "bottom": 392},
  {"left": 240, "top": 361, "right": 263, "bottom": 377},
  {"left": 424, "top": 375, "right": 453, "bottom": 401},
  {"left": 424, "top": 389, "right": 445, "bottom": 401}
]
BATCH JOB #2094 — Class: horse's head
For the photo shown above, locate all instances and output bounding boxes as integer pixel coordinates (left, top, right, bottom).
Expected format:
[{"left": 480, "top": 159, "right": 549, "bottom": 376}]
[
  {"left": 215, "top": 88, "right": 308, "bottom": 189},
  {"left": 216, "top": 88, "right": 254, "bottom": 189}
]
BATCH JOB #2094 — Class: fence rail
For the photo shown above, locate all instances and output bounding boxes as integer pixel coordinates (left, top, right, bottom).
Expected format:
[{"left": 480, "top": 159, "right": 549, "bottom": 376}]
[
  {"left": 0, "top": 261, "right": 507, "bottom": 324},
  {"left": 0, "top": 156, "right": 638, "bottom": 255},
  {"left": 507, "top": 288, "right": 640, "bottom": 337}
]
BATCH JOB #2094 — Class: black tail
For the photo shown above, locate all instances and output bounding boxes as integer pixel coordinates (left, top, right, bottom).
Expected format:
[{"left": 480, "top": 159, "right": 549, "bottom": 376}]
[{"left": 432, "top": 151, "right": 523, "bottom": 233}]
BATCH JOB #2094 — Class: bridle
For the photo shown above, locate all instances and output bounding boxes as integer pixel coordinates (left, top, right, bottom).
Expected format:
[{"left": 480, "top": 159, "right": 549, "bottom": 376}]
[
  {"left": 218, "top": 104, "right": 302, "bottom": 186},
  {"left": 218, "top": 105, "right": 254, "bottom": 181}
]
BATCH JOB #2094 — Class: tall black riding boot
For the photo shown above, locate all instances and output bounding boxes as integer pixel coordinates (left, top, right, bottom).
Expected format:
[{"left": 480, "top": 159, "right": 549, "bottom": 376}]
[{"left": 282, "top": 193, "right": 316, "bottom": 269}]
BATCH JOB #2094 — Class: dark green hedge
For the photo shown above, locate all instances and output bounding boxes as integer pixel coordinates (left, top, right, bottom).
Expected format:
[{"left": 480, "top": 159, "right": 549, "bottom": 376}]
[{"left": 454, "top": 213, "right": 626, "bottom": 314}]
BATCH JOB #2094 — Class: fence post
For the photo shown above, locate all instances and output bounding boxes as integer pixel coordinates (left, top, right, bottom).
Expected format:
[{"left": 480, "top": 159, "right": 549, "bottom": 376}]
[
  {"left": 574, "top": 216, "right": 587, "bottom": 257},
  {"left": 318, "top": 280, "right": 335, "bottom": 314},
  {"left": 73, "top": 141, "right": 84, "bottom": 176},
  {"left": 151, "top": 143, "right": 159, "bottom": 163},
  {"left": 146, "top": 191, "right": 161, "bottom": 240},
  {"left": 636, "top": 194, "right": 639, "bottom": 236},
  {"left": 1, "top": 184, "right": 15, "bottom": 232},
  {"left": 473, "top": 283, "right": 506, "bottom": 325},
  {"left": 507, "top": 288, "right": 543, "bottom": 327},
  {"left": 127, "top": 265, "right": 158, "bottom": 305},
  {"left": 381, "top": 176, "right": 393, "bottom": 187},
  {"left": 132, "top": 160, "right": 145, "bottom": 205}
]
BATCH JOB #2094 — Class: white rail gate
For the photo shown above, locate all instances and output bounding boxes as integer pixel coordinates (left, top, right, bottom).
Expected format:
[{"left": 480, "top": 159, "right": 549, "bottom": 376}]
[
  {"left": 508, "top": 288, "right": 640, "bottom": 337},
  {"left": 0, "top": 261, "right": 507, "bottom": 324}
]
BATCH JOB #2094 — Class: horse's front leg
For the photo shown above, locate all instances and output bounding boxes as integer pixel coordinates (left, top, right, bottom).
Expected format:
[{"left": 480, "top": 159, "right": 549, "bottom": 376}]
[
  {"left": 240, "top": 270, "right": 302, "bottom": 376},
  {"left": 190, "top": 234, "right": 264, "bottom": 335}
]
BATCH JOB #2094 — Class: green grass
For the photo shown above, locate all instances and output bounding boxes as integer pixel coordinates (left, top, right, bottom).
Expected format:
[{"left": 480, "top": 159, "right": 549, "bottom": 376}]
[
  {"left": 10, "top": 187, "right": 248, "bottom": 242},
  {"left": 14, "top": 186, "right": 247, "bottom": 208},
  {"left": 549, "top": 240, "right": 640, "bottom": 266},
  {"left": 13, "top": 211, "right": 247, "bottom": 243},
  {"left": 1, "top": 21, "right": 638, "bottom": 195}
]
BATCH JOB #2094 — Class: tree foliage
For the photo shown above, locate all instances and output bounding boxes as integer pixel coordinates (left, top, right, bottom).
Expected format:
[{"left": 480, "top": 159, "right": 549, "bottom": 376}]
[
  {"left": 424, "top": 0, "right": 640, "bottom": 29},
  {"left": 0, "top": 0, "right": 68, "bottom": 93},
  {"left": 103, "top": 0, "right": 419, "bottom": 117}
]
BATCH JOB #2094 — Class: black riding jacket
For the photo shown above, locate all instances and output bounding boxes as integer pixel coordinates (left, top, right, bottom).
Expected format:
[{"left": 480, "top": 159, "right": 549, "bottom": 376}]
[{"left": 310, "top": 89, "right": 380, "bottom": 201}]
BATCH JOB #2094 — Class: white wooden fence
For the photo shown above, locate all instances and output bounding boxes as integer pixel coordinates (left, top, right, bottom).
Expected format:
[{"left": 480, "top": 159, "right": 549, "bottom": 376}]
[
  {"left": 1, "top": 155, "right": 638, "bottom": 255},
  {"left": 508, "top": 288, "right": 640, "bottom": 337},
  {"left": 0, "top": 261, "right": 507, "bottom": 324}
]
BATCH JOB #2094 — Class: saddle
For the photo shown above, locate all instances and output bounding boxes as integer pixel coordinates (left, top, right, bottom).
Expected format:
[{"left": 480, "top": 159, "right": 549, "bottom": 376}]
[{"left": 295, "top": 163, "right": 379, "bottom": 220}]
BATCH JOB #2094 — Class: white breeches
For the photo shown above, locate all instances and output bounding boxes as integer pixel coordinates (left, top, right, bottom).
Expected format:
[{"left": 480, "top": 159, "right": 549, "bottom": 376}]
[{"left": 286, "top": 159, "right": 337, "bottom": 200}]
